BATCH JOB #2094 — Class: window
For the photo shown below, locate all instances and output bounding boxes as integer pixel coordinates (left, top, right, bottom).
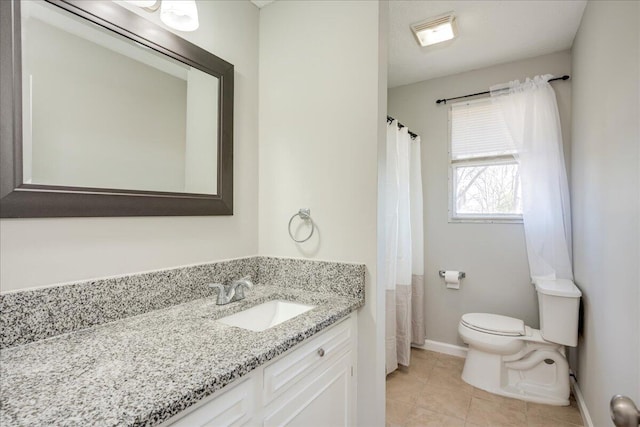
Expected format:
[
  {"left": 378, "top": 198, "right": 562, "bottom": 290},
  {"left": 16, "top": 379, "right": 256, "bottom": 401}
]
[{"left": 449, "top": 98, "right": 522, "bottom": 222}]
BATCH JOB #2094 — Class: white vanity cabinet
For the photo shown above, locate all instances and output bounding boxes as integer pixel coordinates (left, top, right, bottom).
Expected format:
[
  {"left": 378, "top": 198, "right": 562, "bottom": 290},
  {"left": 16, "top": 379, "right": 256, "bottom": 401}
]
[
  {"left": 168, "top": 374, "right": 260, "bottom": 427},
  {"left": 263, "top": 350, "right": 353, "bottom": 427},
  {"left": 164, "top": 314, "right": 357, "bottom": 427},
  {"left": 262, "top": 314, "right": 356, "bottom": 426}
]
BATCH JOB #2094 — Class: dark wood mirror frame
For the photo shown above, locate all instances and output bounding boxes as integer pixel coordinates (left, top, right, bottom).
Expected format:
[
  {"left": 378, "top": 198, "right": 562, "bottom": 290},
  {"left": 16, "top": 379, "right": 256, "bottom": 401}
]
[{"left": 0, "top": 0, "right": 233, "bottom": 217}]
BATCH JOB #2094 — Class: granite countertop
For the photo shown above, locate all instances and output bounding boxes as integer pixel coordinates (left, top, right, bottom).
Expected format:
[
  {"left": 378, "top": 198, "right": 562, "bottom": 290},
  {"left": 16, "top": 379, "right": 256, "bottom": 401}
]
[{"left": 0, "top": 284, "right": 362, "bottom": 427}]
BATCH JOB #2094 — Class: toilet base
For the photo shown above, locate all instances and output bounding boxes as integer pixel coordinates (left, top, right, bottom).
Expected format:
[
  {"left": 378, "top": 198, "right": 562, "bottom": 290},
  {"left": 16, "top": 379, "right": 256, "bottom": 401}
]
[{"left": 462, "top": 346, "right": 570, "bottom": 406}]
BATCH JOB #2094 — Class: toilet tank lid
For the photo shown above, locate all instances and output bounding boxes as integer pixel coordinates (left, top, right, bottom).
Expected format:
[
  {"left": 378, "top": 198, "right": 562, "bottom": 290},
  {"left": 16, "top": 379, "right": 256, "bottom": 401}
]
[
  {"left": 535, "top": 279, "right": 582, "bottom": 298},
  {"left": 461, "top": 313, "right": 525, "bottom": 336}
]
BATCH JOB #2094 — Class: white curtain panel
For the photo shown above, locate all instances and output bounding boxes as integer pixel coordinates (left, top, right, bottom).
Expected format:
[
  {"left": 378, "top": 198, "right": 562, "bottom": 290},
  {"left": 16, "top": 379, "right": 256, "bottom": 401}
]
[
  {"left": 490, "top": 75, "right": 573, "bottom": 281},
  {"left": 385, "top": 121, "right": 425, "bottom": 375},
  {"left": 385, "top": 122, "right": 401, "bottom": 374},
  {"left": 410, "top": 140, "right": 425, "bottom": 344}
]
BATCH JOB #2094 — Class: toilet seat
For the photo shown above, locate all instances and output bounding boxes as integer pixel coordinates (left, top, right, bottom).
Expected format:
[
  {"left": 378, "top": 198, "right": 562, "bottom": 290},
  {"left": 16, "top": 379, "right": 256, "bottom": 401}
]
[{"left": 461, "top": 313, "right": 525, "bottom": 337}]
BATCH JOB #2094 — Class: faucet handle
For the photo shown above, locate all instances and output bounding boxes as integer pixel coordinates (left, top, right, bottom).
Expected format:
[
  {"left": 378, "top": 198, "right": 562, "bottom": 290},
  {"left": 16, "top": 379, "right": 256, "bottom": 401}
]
[
  {"left": 239, "top": 276, "right": 253, "bottom": 288},
  {"left": 232, "top": 277, "right": 253, "bottom": 300},
  {"left": 208, "top": 283, "right": 229, "bottom": 305}
]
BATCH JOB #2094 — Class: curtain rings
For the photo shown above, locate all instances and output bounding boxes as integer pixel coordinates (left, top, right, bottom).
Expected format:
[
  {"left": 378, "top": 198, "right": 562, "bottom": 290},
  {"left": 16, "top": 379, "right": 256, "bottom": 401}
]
[{"left": 288, "top": 208, "right": 315, "bottom": 243}]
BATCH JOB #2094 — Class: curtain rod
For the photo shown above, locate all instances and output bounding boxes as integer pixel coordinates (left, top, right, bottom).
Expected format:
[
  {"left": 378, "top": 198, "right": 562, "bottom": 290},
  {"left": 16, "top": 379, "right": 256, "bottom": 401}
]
[
  {"left": 435, "top": 75, "right": 570, "bottom": 105},
  {"left": 387, "top": 115, "right": 418, "bottom": 139}
]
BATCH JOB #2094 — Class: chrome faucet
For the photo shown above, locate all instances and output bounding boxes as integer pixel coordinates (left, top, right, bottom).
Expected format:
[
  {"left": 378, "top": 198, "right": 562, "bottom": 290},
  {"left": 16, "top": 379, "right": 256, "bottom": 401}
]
[{"left": 208, "top": 276, "right": 253, "bottom": 305}]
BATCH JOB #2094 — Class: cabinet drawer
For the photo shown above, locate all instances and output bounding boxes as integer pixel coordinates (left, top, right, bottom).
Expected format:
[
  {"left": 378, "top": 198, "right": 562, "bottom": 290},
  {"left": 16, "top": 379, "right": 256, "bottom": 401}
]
[
  {"left": 168, "top": 375, "right": 257, "bottom": 427},
  {"left": 263, "top": 317, "right": 353, "bottom": 404}
]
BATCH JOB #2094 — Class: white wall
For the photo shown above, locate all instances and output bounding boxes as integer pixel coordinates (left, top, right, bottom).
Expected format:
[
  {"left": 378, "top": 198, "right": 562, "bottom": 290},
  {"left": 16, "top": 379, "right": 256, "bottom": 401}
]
[
  {"left": 571, "top": 1, "right": 640, "bottom": 425},
  {"left": 0, "top": 1, "right": 259, "bottom": 292},
  {"left": 388, "top": 51, "right": 572, "bottom": 345},
  {"left": 258, "top": 1, "right": 385, "bottom": 424},
  {"left": 375, "top": 2, "right": 389, "bottom": 426}
]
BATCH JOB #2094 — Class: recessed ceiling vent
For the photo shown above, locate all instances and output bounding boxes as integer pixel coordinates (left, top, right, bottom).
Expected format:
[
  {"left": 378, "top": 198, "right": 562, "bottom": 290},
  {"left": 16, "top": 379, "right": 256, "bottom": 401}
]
[{"left": 411, "top": 12, "right": 457, "bottom": 47}]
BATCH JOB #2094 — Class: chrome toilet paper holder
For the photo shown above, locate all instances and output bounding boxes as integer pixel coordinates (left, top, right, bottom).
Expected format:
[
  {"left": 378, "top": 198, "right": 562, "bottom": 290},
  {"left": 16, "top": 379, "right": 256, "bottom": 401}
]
[{"left": 439, "top": 270, "right": 466, "bottom": 279}]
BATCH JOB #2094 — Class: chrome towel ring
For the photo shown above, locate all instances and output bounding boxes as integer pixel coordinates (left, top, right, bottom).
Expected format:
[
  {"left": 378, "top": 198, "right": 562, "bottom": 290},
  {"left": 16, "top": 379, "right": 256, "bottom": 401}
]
[{"left": 288, "top": 208, "right": 315, "bottom": 243}]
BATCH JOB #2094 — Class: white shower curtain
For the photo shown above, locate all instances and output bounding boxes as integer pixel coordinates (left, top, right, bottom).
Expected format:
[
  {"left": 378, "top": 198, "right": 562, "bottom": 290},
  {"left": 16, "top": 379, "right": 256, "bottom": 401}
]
[
  {"left": 490, "top": 75, "right": 573, "bottom": 281},
  {"left": 385, "top": 120, "right": 424, "bottom": 375}
]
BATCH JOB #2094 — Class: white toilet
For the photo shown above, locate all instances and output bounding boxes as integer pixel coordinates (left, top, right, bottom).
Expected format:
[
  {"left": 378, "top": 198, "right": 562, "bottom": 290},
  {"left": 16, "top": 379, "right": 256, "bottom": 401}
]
[{"left": 458, "top": 279, "right": 581, "bottom": 406}]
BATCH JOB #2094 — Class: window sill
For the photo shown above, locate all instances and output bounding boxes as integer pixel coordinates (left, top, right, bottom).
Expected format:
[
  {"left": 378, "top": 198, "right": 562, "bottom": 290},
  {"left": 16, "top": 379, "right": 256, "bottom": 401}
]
[{"left": 448, "top": 216, "right": 523, "bottom": 224}]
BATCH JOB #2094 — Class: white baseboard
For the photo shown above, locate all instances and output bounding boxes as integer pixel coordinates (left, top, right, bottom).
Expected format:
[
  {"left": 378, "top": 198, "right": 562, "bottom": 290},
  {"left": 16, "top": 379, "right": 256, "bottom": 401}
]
[
  {"left": 570, "top": 375, "right": 594, "bottom": 427},
  {"left": 412, "top": 339, "right": 468, "bottom": 358}
]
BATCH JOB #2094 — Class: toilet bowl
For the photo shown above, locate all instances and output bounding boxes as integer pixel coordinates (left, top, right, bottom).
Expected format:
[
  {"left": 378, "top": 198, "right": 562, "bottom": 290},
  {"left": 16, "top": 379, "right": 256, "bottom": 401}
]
[{"left": 458, "top": 279, "right": 581, "bottom": 406}]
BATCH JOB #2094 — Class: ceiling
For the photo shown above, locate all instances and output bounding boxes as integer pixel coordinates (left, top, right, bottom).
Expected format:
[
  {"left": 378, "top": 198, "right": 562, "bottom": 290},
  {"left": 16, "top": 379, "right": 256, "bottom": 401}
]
[{"left": 388, "top": 0, "right": 587, "bottom": 88}]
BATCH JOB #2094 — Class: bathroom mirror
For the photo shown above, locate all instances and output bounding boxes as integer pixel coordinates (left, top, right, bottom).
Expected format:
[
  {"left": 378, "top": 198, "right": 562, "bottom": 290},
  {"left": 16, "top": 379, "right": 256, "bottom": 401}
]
[{"left": 0, "top": 0, "right": 234, "bottom": 217}]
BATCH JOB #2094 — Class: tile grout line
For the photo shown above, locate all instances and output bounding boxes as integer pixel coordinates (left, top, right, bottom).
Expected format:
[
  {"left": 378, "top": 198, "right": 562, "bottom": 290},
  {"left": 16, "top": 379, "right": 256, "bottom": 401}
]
[{"left": 464, "top": 391, "right": 473, "bottom": 423}]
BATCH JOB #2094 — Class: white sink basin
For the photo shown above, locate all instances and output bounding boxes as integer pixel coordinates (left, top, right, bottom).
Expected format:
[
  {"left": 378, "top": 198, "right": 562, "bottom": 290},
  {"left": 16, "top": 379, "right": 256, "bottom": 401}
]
[{"left": 217, "top": 300, "right": 315, "bottom": 332}]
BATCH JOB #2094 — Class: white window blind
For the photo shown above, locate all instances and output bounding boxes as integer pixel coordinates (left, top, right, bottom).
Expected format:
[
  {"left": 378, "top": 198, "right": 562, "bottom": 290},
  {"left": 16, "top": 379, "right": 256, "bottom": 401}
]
[{"left": 450, "top": 98, "right": 515, "bottom": 160}]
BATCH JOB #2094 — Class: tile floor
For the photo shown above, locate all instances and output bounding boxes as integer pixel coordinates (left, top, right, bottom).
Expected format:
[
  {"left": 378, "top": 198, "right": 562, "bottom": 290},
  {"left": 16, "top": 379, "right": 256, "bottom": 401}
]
[{"left": 386, "top": 348, "right": 584, "bottom": 427}]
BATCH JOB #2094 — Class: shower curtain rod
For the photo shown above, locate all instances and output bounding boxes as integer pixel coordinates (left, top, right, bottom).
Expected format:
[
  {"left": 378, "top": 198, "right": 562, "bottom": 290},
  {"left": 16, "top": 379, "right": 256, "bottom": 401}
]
[
  {"left": 387, "top": 115, "right": 418, "bottom": 139},
  {"left": 435, "top": 75, "right": 570, "bottom": 105}
]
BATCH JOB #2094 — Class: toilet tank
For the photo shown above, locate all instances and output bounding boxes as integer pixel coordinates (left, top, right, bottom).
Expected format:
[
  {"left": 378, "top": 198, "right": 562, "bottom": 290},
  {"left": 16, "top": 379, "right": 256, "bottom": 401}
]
[{"left": 535, "top": 279, "right": 582, "bottom": 347}]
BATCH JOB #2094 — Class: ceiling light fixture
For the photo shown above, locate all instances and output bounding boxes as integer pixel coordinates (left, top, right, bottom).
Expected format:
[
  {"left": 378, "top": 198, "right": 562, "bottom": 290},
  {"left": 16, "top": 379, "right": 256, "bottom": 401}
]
[
  {"left": 411, "top": 12, "right": 457, "bottom": 47},
  {"left": 123, "top": 0, "right": 199, "bottom": 32},
  {"left": 125, "top": 0, "right": 158, "bottom": 7}
]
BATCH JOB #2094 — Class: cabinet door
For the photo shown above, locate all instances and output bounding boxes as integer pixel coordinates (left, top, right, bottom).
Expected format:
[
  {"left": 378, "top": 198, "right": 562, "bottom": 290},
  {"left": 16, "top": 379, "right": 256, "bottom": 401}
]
[
  {"left": 168, "top": 375, "right": 258, "bottom": 427},
  {"left": 263, "top": 350, "right": 353, "bottom": 427}
]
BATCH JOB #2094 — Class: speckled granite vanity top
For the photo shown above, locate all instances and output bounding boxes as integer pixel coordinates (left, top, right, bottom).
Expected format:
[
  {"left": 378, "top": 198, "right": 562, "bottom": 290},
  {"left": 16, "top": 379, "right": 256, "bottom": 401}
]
[{"left": 0, "top": 258, "right": 365, "bottom": 427}]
